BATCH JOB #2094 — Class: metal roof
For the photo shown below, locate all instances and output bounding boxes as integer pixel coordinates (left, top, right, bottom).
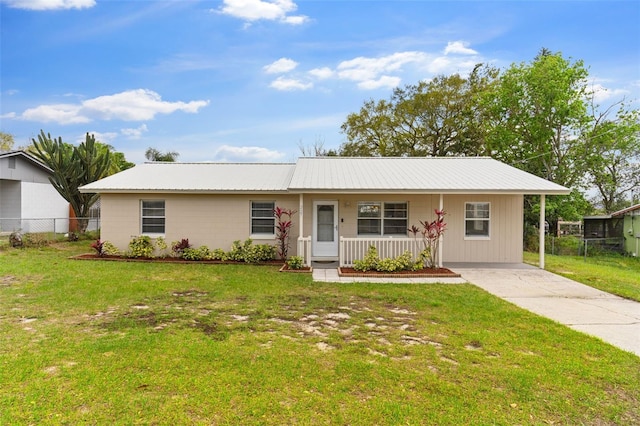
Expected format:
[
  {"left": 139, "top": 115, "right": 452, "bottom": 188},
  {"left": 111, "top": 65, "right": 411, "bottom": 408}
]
[
  {"left": 611, "top": 203, "right": 640, "bottom": 217},
  {"left": 80, "top": 157, "right": 570, "bottom": 195},
  {"left": 80, "top": 162, "right": 296, "bottom": 193},
  {"left": 0, "top": 150, "right": 53, "bottom": 173},
  {"left": 289, "top": 157, "right": 570, "bottom": 194}
]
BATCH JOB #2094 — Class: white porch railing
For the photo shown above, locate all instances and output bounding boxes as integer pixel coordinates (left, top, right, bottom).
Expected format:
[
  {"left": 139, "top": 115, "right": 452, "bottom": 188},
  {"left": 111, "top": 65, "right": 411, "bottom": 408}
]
[
  {"left": 339, "top": 237, "right": 421, "bottom": 267},
  {"left": 297, "top": 236, "right": 312, "bottom": 266}
]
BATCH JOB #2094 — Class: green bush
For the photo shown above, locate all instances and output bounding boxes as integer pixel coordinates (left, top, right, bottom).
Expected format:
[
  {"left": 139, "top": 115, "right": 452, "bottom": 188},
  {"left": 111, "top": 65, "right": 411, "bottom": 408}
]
[
  {"left": 286, "top": 256, "right": 305, "bottom": 270},
  {"left": 126, "top": 235, "right": 154, "bottom": 258},
  {"left": 101, "top": 241, "right": 120, "bottom": 256},
  {"left": 354, "top": 247, "right": 421, "bottom": 272},
  {"left": 211, "top": 248, "right": 226, "bottom": 261},
  {"left": 353, "top": 246, "right": 379, "bottom": 272},
  {"left": 227, "top": 239, "right": 276, "bottom": 263}
]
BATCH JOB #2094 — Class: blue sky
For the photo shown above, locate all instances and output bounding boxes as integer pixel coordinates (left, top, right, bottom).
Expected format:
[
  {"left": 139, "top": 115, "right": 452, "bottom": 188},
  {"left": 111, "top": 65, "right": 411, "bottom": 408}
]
[{"left": 1, "top": 0, "right": 639, "bottom": 164}]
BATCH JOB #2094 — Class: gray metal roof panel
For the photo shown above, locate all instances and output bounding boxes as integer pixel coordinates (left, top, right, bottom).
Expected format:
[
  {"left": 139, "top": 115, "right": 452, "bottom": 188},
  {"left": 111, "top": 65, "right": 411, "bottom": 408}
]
[
  {"left": 289, "top": 157, "right": 570, "bottom": 194},
  {"left": 80, "top": 162, "right": 296, "bottom": 192}
]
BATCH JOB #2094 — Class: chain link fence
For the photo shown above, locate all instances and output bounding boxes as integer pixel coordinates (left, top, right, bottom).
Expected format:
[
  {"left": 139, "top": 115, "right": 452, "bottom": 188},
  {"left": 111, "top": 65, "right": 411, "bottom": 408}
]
[
  {"left": 545, "top": 236, "right": 625, "bottom": 257},
  {"left": 0, "top": 217, "right": 100, "bottom": 236}
]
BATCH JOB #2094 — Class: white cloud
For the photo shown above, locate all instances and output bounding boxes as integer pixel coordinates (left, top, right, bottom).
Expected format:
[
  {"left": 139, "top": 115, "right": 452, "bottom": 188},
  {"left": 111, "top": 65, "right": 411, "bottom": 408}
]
[
  {"left": 357, "top": 76, "right": 401, "bottom": 90},
  {"left": 15, "top": 89, "right": 209, "bottom": 124},
  {"left": 217, "top": 0, "right": 308, "bottom": 25},
  {"left": 444, "top": 41, "right": 478, "bottom": 55},
  {"left": 588, "top": 82, "right": 630, "bottom": 104},
  {"left": 337, "top": 51, "right": 427, "bottom": 83},
  {"left": 212, "top": 145, "right": 285, "bottom": 162},
  {"left": 263, "top": 58, "right": 298, "bottom": 74},
  {"left": 78, "top": 131, "right": 119, "bottom": 144},
  {"left": 2, "top": 0, "right": 95, "bottom": 10},
  {"left": 269, "top": 77, "right": 312, "bottom": 91},
  {"left": 120, "top": 124, "right": 149, "bottom": 139},
  {"left": 21, "top": 103, "right": 88, "bottom": 124},
  {"left": 308, "top": 67, "right": 333, "bottom": 80}
]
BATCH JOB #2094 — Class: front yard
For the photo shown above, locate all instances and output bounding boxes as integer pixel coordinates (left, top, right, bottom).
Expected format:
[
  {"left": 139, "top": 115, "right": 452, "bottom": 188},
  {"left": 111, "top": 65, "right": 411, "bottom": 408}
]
[{"left": 1, "top": 243, "right": 639, "bottom": 424}]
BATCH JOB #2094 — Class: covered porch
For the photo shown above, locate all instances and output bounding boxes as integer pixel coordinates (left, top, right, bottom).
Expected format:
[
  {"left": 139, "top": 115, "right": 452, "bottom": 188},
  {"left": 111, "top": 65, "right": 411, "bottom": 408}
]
[{"left": 293, "top": 193, "right": 551, "bottom": 269}]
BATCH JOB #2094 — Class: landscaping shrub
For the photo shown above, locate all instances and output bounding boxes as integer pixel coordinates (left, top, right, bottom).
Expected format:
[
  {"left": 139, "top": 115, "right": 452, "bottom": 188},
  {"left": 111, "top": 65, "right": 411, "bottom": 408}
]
[
  {"left": 171, "top": 238, "right": 191, "bottom": 257},
  {"left": 126, "top": 235, "right": 155, "bottom": 258},
  {"left": 227, "top": 239, "right": 276, "bottom": 263},
  {"left": 354, "top": 246, "right": 421, "bottom": 272},
  {"left": 353, "top": 246, "right": 379, "bottom": 272},
  {"left": 286, "top": 256, "right": 305, "bottom": 270}
]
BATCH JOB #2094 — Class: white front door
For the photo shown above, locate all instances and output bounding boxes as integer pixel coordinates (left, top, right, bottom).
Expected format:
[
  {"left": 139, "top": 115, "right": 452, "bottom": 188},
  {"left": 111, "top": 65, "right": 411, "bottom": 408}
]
[{"left": 312, "top": 201, "right": 339, "bottom": 258}]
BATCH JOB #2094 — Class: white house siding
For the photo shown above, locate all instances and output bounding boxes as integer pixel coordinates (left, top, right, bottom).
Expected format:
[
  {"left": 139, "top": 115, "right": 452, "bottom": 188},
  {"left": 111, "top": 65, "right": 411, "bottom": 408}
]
[
  {"left": 100, "top": 193, "right": 300, "bottom": 254},
  {"left": 442, "top": 194, "right": 524, "bottom": 263},
  {"left": 101, "top": 192, "right": 523, "bottom": 263},
  {"left": 301, "top": 193, "right": 523, "bottom": 263},
  {"left": 0, "top": 180, "right": 21, "bottom": 232},
  {"left": 20, "top": 181, "right": 69, "bottom": 233}
]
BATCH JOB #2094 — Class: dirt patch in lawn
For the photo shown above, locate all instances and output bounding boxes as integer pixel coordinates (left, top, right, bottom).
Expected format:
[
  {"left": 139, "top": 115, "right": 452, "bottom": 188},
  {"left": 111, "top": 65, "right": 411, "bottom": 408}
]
[{"left": 83, "top": 292, "right": 453, "bottom": 364}]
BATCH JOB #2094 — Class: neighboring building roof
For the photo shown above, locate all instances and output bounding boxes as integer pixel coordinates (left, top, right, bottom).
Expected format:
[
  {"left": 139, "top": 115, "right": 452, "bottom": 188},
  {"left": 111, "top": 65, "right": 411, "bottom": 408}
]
[
  {"left": 0, "top": 150, "right": 53, "bottom": 173},
  {"left": 80, "top": 162, "right": 296, "bottom": 193},
  {"left": 80, "top": 157, "right": 571, "bottom": 195},
  {"left": 289, "top": 157, "right": 570, "bottom": 194},
  {"left": 611, "top": 203, "right": 640, "bottom": 217}
]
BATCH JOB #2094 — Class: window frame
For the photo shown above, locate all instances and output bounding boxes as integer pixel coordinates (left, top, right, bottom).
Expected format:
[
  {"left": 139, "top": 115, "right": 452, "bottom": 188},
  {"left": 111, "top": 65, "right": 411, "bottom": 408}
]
[
  {"left": 357, "top": 201, "right": 408, "bottom": 237},
  {"left": 250, "top": 200, "right": 276, "bottom": 239},
  {"left": 464, "top": 201, "right": 490, "bottom": 239},
  {"left": 140, "top": 200, "right": 166, "bottom": 236}
]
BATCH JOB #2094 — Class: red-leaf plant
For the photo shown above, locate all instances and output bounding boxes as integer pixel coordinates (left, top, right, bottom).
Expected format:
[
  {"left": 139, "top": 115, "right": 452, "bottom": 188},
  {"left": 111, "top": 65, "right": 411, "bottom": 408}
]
[
  {"left": 408, "top": 209, "right": 447, "bottom": 269},
  {"left": 91, "top": 239, "right": 104, "bottom": 256},
  {"left": 274, "top": 207, "right": 297, "bottom": 260}
]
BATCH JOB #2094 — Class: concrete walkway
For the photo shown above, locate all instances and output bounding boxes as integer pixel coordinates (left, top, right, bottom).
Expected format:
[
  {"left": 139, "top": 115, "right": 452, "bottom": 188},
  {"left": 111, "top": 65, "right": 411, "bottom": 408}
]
[{"left": 312, "top": 264, "right": 640, "bottom": 357}]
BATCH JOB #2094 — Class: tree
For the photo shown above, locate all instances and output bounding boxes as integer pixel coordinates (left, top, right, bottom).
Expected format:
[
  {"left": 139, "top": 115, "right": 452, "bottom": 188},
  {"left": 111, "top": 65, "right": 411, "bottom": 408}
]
[
  {"left": 30, "top": 131, "right": 111, "bottom": 233},
  {"left": 339, "top": 65, "right": 499, "bottom": 157},
  {"left": 0, "top": 131, "right": 15, "bottom": 151},
  {"left": 584, "top": 102, "right": 640, "bottom": 213},
  {"left": 297, "top": 137, "right": 337, "bottom": 157},
  {"left": 483, "top": 50, "right": 594, "bottom": 232},
  {"left": 485, "top": 50, "right": 591, "bottom": 188},
  {"left": 145, "top": 147, "right": 179, "bottom": 162}
]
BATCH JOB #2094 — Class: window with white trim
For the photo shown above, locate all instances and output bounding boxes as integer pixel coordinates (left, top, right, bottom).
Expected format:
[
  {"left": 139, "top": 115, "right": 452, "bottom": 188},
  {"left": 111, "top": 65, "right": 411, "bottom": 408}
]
[
  {"left": 465, "top": 202, "right": 490, "bottom": 238},
  {"left": 141, "top": 200, "right": 165, "bottom": 234},
  {"left": 251, "top": 201, "right": 275, "bottom": 235},
  {"left": 357, "top": 202, "right": 408, "bottom": 236}
]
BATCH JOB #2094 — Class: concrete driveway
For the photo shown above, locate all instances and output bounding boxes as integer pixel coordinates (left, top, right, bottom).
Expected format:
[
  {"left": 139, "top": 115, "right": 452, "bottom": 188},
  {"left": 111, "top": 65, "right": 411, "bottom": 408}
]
[
  {"left": 312, "top": 263, "right": 640, "bottom": 356},
  {"left": 453, "top": 264, "right": 640, "bottom": 357}
]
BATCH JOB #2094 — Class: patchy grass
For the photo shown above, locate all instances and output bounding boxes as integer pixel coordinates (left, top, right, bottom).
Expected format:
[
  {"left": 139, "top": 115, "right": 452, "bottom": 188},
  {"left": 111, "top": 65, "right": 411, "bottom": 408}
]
[
  {"left": 525, "top": 251, "right": 640, "bottom": 302},
  {"left": 1, "top": 243, "right": 639, "bottom": 425}
]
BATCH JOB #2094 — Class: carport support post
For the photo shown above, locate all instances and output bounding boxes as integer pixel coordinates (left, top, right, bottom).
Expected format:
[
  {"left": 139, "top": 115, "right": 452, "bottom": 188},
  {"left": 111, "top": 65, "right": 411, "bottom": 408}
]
[
  {"left": 539, "top": 194, "right": 546, "bottom": 269},
  {"left": 438, "top": 193, "right": 443, "bottom": 268}
]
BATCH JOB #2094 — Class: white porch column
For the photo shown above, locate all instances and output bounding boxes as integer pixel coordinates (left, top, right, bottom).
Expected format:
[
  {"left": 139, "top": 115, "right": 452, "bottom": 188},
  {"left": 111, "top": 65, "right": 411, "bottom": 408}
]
[
  {"left": 298, "top": 193, "right": 304, "bottom": 238},
  {"left": 438, "top": 193, "right": 444, "bottom": 268},
  {"left": 539, "top": 194, "right": 546, "bottom": 269}
]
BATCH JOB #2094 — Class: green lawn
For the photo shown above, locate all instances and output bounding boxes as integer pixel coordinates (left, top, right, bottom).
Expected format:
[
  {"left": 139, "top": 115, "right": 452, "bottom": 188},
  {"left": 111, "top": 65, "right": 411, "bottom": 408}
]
[
  {"left": 1, "top": 243, "right": 639, "bottom": 425},
  {"left": 525, "top": 251, "right": 640, "bottom": 302}
]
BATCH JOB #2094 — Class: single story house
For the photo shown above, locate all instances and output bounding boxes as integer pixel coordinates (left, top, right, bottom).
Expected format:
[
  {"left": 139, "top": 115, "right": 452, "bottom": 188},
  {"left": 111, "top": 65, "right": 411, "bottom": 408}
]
[
  {"left": 80, "top": 157, "right": 569, "bottom": 267},
  {"left": 583, "top": 203, "right": 640, "bottom": 256},
  {"left": 0, "top": 150, "right": 69, "bottom": 234}
]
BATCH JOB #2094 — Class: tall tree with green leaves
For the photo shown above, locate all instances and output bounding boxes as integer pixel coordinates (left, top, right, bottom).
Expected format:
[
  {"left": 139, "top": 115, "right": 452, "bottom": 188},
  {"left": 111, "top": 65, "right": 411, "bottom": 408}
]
[
  {"left": 31, "top": 131, "right": 111, "bottom": 233},
  {"left": 339, "top": 64, "right": 499, "bottom": 157},
  {"left": 585, "top": 105, "right": 640, "bottom": 213},
  {"left": 483, "top": 50, "right": 594, "bottom": 233},
  {"left": 485, "top": 49, "right": 591, "bottom": 188},
  {"left": 0, "top": 131, "right": 15, "bottom": 151}
]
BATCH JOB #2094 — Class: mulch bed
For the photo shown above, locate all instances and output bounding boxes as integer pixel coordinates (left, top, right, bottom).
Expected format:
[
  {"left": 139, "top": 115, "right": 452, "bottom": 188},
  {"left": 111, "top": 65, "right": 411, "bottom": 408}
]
[
  {"left": 70, "top": 253, "right": 284, "bottom": 266},
  {"left": 279, "top": 264, "right": 313, "bottom": 273},
  {"left": 338, "top": 267, "right": 460, "bottom": 278}
]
